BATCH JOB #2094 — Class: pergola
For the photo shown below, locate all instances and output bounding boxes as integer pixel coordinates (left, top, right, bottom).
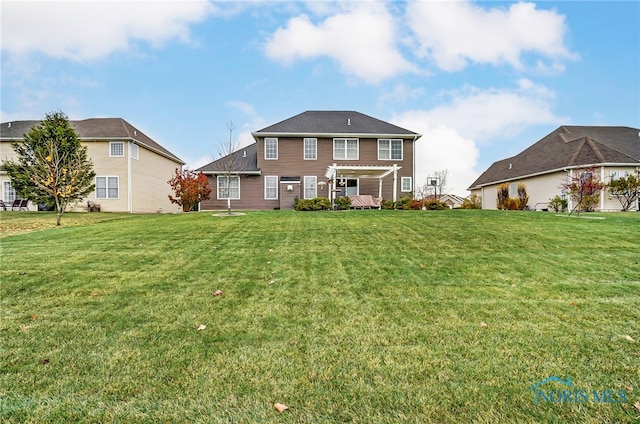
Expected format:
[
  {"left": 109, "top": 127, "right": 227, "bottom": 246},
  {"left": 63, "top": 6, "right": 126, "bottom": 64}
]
[{"left": 325, "top": 163, "right": 401, "bottom": 202}]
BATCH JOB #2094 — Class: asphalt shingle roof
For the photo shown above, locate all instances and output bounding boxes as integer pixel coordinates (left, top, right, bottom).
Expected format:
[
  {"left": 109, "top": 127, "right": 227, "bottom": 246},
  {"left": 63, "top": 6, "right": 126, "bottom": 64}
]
[
  {"left": 1, "top": 118, "right": 183, "bottom": 164},
  {"left": 196, "top": 143, "right": 259, "bottom": 173},
  {"left": 468, "top": 126, "right": 640, "bottom": 189},
  {"left": 253, "top": 110, "right": 419, "bottom": 137}
]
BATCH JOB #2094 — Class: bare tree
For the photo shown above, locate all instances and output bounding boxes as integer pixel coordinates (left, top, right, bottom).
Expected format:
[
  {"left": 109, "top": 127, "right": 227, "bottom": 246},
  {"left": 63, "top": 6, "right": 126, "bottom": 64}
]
[
  {"left": 216, "top": 121, "right": 241, "bottom": 215},
  {"left": 416, "top": 169, "right": 450, "bottom": 199}
]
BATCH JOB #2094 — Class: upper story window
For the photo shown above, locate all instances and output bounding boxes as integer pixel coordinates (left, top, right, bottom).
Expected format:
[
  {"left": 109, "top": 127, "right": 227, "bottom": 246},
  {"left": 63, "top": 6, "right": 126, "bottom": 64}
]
[
  {"left": 378, "top": 139, "right": 403, "bottom": 160},
  {"left": 333, "top": 138, "right": 358, "bottom": 160},
  {"left": 110, "top": 141, "right": 125, "bottom": 157},
  {"left": 304, "top": 138, "right": 317, "bottom": 160},
  {"left": 265, "top": 138, "right": 278, "bottom": 160},
  {"left": 130, "top": 143, "right": 139, "bottom": 160}
]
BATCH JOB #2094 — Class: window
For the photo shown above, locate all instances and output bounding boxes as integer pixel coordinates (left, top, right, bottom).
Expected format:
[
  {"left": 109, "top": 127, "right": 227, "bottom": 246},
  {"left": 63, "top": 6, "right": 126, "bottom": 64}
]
[
  {"left": 378, "top": 139, "right": 403, "bottom": 160},
  {"left": 333, "top": 138, "right": 359, "bottom": 160},
  {"left": 3, "top": 181, "right": 16, "bottom": 203},
  {"left": 304, "top": 176, "right": 317, "bottom": 199},
  {"left": 217, "top": 176, "right": 240, "bottom": 199},
  {"left": 610, "top": 170, "right": 628, "bottom": 181},
  {"left": 110, "top": 142, "right": 124, "bottom": 157},
  {"left": 401, "top": 177, "right": 412, "bottom": 192},
  {"left": 130, "top": 143, "right": 139, "bottom": 160},
  {"left": 304, "top": 138, "right": 317, "bottom": 160},
  {"left": 509, "top": 182, "right": 519, "bottom": 198},
  {"left": 96, "top": 176, "right": 119, "bottom": 199},
  {"left": 265, "top": 138, "right": 278, "bottom": 160},
  {"left": 265, "top": 176, "right": 278, "bottom": 200}
]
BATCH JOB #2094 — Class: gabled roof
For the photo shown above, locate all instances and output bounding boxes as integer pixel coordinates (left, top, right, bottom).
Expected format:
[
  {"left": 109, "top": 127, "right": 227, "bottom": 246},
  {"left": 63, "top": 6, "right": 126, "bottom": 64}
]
[
  {"left": 468, "top": 126, "right": 640, "bottom": 190},
  {"left": 252, "top": 110, "right": 421, "bottom": 138},
  {"left": 196, "top": 143, "right": 260, "bottom": 174},
  {"left": 1, "top": 118, "right": 184, "bottom": 164}
]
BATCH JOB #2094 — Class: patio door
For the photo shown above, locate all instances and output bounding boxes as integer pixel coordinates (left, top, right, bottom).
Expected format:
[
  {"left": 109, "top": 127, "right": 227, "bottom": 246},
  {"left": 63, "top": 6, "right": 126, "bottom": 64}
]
[{"left": 341, "top": 178, "right": 358, "bottom": 196}]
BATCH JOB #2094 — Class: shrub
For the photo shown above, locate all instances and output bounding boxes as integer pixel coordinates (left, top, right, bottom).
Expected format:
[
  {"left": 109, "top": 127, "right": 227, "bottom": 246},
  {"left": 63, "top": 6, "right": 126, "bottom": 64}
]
[
  {"left": 313, "top": 197, "right": 331, "bottom": 210},
  {"left": 517, "top": 183, "right": 529, "bottom": 210},
  {"left": 548, "top": 195, "right": 567, "bottom": 212},
  {"left": 335, "top": 196, "right": 351, "bottom": 210},
  {"left": 497, "top": 183, "right": 510, "bottom": 210},
  {"left": 422, "top": 199, "right": 448, "bottom": 210},
  {"left": 461, "top": 194, "right": 482, "bottom": 209},
  {"left": 381, "top": 199, "right": 396, "bottom": 210}
]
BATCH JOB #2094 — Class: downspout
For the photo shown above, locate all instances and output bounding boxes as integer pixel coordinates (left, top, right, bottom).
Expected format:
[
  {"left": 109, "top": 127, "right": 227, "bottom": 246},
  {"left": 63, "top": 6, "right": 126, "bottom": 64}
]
[
  {"left": 600, "top": 166, "right": 605, "bottom": 211},
  {"left": 412, "top": 135, "right": 418, "bottom": 198},
  {"left": 567, "top": 169, "right": 573, "bottom": 212},
  {"left": 128, "top": 140, "right": 133, "bottom": 212}
]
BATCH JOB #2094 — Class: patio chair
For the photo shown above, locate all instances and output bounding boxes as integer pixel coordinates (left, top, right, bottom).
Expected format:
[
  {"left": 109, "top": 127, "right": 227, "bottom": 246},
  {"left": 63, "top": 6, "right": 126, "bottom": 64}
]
[
  {"left": 12, "top": 199, "right": 28, "bottom": 211},
  {"left": 0, "top": 200, "right": 7, "bottom": 211}
]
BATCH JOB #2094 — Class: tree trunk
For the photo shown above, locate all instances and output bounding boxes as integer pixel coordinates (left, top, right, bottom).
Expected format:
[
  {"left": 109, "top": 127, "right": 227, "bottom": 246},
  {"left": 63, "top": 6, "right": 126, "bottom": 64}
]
[{"left": 227, "top": 197, "right": 231, "bottom": 215}]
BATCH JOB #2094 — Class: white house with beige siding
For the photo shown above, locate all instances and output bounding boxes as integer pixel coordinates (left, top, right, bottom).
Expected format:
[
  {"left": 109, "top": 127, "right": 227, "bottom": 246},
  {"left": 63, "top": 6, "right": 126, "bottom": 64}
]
[
  {"left": 1, "top": 118, "right": 184, "bottom": 213},
  {"left": 469, "top": 126, "right": 640, "bottom": 212}
]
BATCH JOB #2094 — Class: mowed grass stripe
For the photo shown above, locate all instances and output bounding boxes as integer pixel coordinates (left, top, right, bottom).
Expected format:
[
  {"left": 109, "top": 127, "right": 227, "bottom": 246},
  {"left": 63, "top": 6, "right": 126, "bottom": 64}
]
[{"left": 0, "top": 210, "right": 638, "bottom": 423}]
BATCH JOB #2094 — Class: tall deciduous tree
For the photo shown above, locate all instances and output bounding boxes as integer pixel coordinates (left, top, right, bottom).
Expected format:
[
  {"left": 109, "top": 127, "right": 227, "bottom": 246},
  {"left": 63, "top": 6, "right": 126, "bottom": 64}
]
[
  {"left": 608, "top": 170, "right": 640, "bottom": 212},
  {"left": 561, "top": 168, "right": 604, "bottom": 216},
  {"left": 168, "top": 168, "right": 212, "bottom": 212},
  {"left": 3, "top": 111, "right": 95, "bottom": 226}
]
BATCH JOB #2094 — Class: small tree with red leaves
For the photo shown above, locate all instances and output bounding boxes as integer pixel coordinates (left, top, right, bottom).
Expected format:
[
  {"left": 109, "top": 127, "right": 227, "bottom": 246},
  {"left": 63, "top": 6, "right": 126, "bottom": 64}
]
[
  {"left": 561, "top": 168, "right": 604, "bottom": 216},
  {"left": 168, "top": 168, "right": 212, "bottom": 212}
]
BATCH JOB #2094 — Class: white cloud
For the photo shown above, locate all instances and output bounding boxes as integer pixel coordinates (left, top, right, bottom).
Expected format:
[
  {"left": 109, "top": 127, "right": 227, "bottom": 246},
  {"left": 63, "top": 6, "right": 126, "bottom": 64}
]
[
  {"left": 1, "top": 0, "right": 216, "bottom": 61},
  {"left": 391, "top": 82, "right": 567, "bottom": 195},
  {"left": 265, "top": 2, "right": 415, "bottom": 84},
  {"left": 407, "top": 1, "right": 574, "bottom": 71}
]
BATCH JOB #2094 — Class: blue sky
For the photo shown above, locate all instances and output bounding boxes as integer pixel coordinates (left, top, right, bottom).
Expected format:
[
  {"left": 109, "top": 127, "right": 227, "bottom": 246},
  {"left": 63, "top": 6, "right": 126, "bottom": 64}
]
[{"left": 2, "top": 0, "right": 638, "bottom": 195}]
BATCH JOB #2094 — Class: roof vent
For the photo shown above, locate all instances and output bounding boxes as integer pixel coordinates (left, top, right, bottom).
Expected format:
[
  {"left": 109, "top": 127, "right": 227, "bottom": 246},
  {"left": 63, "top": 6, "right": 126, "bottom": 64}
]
[
  {"left": 134, "top": 130, "right": 137, "bottom": 136},
  {"left": 243, "top": 150, "right": 247, "bottom": 157},
  {"left": 7, "top": 122, "right": 11, "bottom": 128},
  {"left": 509, "top": 163, "right": 512, "bottom": 170},
  {"left": 347, "top": 118, "right": 351, "bottom": 126}
]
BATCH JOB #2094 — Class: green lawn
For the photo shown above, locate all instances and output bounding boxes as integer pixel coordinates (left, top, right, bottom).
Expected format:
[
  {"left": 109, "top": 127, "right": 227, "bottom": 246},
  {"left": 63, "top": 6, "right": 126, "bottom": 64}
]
[{"left": 1, "top": 210, "right": 639, "bottom": 423}]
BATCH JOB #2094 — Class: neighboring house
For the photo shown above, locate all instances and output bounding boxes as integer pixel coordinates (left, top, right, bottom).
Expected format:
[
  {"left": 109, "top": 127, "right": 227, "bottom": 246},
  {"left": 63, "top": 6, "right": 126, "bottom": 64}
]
[
  {"left": 438, "top": 194, "right": 466, "bottom": 209},
  {"left": 197, "top": 111, "right": 422, "bottom": 210},
  {"left": 468, "top": 126, "right": 640, "bottom": 211},
  {"left": 1, "top": 118, "right": 184, "bottom": 213}
]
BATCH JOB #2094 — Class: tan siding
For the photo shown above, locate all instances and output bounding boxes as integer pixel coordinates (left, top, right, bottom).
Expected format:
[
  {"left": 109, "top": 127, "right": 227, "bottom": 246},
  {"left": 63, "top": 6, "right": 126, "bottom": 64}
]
[{"left": 130, "top": 142, "right": 183, "bottom": 213}]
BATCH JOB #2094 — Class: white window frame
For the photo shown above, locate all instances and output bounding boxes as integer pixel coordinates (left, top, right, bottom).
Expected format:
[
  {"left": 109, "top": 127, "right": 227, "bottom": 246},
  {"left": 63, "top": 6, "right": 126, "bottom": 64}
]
[
  {"left": 264, "top": 176, "right": 278, "bottom": 200},
  {"left": 96, "top": 176, "right": 119, "bottom": 199},
  {"left": 109, "top": 141, "right": 125, "bottom": 157},
  {"left": 333, "top": 138, "right": 359, "bottom": 160},
  {"left": 217, "top": 175, "right": 240, "bottom": 200},
  {"left": 3, "top": 181, "right": 16, "bottom": 203},
  {"left": 304, "top": 176, "right": 317, "bottom": 199},
  {"left": 130, "top": 143, "right": 139, "bottom": 160},
  {"left": 264, "top": 138, "right": 278, "bottom": 160},
  {"left": 378, "top": 139, "right": 403, "bottom": 160},
  {"left": 401, "top": 177, "right": 412, "bottom": 192},
  {"left": 304, "top": 138, "right": 317, "bottom": 160}
]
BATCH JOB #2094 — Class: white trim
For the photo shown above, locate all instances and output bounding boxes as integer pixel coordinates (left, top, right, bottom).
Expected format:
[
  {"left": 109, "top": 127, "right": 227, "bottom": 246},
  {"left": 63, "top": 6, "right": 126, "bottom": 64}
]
[
  {"left": 109, "top": 141, "right": 125, "bottom": 157},
  {"left": 304, "top": 176, "right": 317, "bottom": 199},
  {"left": 378, "top": 138, "right": 403, "bottom": 161},
  {"left": 96, "top": 176, "right": 119, "bottom": 199},
  {"left": 303, "top": 138, "right": 317, "bottom": 160},
  {"left": 217, "top": 175, "right": 240, "bottom": 200},
  {"left": 333, "top": 138, "right": 359, "bottom": 160},
  {"left": 264, "top": 137, "right": 278, "bottom": 160},
  {"left": 401, "top": 177, "right": 412, "bottom": 192},
  {"left": 264, "top": 176, "right": 278, "bottom": 200}
]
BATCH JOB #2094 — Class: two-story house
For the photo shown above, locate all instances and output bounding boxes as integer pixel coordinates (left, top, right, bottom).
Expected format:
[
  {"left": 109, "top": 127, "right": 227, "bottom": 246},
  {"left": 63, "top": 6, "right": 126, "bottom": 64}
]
[
  {"left": 198, "top": 111, "right": 422, "bottom": 210},
  {"left": 1, "top": 118, "right": 184, "bottom": 213}
]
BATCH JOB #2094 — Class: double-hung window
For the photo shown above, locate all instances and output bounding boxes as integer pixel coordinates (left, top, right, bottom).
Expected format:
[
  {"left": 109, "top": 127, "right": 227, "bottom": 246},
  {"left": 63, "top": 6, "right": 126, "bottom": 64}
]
[
  {"left": 265, "top": 138, "right": 278, "bottom": 160},
  {"left": 304, "top": 138, "right": 317, "bottom": 160},
  {"left": 110, "top": 141, "right": 125, "bottom": 157},
  {"left": 378, "top": 139, "right": 403, "bottom": 160},
  {"left": 265, "top": 176, "right": 278, "bottom": 200},
  {"left": 333, "top": 138, "right": 358, "bottom": 160},
  {"left": 217, "top": 176, "right": 240, "bottom": 199},
  {"left": 3, "top": 181, "right": 16, "bottom": 203},
  {"left": 304, "top": 176, "right": 317, "bottom": 199},
  {"left": 130, "top": 143, "right": 139, "bottom": 160},
  {"left": 401, "top": 177, "right": 412, "bottom": 192},
  {"left": 96, "top": 176, "right": 119, "bottom": 199}
]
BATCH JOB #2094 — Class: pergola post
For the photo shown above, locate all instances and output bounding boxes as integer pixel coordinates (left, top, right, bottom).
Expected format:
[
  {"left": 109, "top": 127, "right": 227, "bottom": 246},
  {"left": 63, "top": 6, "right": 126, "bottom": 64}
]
[
  {"left": 392, "top": 165, "right": 398, "bottom": 202},
  {"left": 378, "top": 178, "right": 383, "bottom": 199}
]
